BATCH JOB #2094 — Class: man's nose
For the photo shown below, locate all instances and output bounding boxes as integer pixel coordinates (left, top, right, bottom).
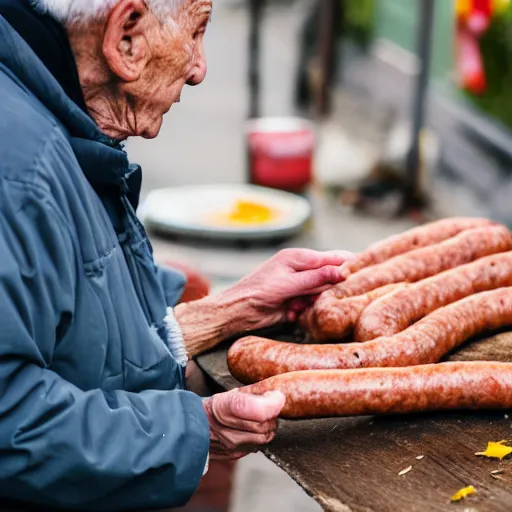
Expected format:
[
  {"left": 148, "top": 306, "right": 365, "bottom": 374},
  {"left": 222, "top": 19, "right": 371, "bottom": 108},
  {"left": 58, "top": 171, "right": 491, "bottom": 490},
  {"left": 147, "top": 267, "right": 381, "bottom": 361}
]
[{"left": 187, "top": 53, "right": 207, "bottom": 86}]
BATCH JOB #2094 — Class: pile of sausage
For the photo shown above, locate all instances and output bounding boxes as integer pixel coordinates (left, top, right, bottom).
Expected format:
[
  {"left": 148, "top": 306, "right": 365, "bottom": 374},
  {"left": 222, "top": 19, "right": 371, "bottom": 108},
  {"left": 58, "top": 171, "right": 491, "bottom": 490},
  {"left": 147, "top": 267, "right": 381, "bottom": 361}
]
[{"left": 227, "top": 217, "right": 512, "bottom": 419}]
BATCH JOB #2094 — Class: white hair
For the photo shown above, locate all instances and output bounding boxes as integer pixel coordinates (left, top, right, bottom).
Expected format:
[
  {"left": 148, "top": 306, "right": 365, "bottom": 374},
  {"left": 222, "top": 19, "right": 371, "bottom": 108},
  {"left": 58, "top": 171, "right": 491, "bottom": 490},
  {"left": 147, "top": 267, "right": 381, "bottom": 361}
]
[{"left": 30, "top": 0, "right": 186, "bottom": 24}]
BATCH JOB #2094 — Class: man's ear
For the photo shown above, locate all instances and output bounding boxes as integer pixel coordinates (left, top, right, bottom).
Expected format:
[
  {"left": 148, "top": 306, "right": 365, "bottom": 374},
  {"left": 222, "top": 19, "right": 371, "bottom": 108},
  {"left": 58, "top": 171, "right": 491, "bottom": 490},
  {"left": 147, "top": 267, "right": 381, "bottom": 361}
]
[{"left": 102, "top": 0, "right": 152, "bottom": 82}]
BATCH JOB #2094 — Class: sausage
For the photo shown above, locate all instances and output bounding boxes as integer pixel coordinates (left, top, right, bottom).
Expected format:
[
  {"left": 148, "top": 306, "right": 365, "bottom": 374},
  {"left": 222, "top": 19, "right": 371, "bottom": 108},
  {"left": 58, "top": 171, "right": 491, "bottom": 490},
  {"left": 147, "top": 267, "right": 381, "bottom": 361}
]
[
  {"left": 328, "top": 225, "right": 512, "bottom": 300},
  {"left": 356, "top": 251, "right": 512, "bottom": 342},
  {"left": 300, "top": 225, "right": 512, "bottom": 341},
  {"left": 228, "top": 287, "right": 512, "bottom": 384},
  {"left": 301, "top": 283, "right": 408, "bottom": 342},
  {"left": 347, "top": 217, "right": 496, "bottom": 273},
  {"left": 240, "top": 362, "right": 512, "bottom": 419}
]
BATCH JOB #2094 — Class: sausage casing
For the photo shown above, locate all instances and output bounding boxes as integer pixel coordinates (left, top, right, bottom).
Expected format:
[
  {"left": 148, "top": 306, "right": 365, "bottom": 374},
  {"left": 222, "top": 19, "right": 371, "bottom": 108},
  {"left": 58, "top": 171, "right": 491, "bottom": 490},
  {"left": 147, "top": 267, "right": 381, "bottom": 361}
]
[
  {"left": 240, "top": 362, "right": 512, "bottom": 419},
  {"left": 347, "top": 217, "right": 496, "bottom": 273},
  {"left": 228, "top": 287, "right": 512, "bottom": 383},
  {"left": 356, "top": 251, "right": 512, "bottom": 342},
  {"left": 329, "top": 225, "right": 512, "bottom": 299},
  {"left": 301, "top": 284, "right": 407, "bottom": 342}
]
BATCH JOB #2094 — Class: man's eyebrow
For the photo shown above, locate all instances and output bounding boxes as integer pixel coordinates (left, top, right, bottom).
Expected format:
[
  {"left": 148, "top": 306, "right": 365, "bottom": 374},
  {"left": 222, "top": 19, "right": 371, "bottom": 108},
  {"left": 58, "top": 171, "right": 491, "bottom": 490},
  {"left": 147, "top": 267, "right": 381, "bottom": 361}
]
[
  {"left": 192, "top": 2, "right": 211, "bottom": 24},
  {"left": 198, "top": 0, "right": 212, "bottom": 22}
]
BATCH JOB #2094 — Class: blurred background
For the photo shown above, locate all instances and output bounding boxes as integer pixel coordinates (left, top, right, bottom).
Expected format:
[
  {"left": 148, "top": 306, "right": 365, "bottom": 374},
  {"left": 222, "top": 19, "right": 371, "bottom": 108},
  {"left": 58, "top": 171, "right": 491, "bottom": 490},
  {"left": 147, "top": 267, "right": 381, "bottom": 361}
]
[{"left": 126, "top": 0, "right": 512, "bottom": 510}]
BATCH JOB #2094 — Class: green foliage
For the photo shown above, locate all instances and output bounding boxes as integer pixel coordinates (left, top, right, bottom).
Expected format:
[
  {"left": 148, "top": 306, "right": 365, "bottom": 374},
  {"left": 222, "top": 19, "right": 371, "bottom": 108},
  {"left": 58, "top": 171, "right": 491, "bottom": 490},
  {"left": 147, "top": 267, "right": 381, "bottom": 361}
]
[
  {"left": 342, "top": 0, "right": 376, "bottom": 48},
  {"left": 464, "top": 7, "right": 512, "bottom": 129}
]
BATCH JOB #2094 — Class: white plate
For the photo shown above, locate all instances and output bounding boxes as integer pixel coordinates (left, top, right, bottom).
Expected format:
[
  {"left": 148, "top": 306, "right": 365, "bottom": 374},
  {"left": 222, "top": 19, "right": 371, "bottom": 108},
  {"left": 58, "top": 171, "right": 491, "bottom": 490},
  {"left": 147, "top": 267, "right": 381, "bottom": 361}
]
[{"left": 140, "top": 184, "right": 312, "bottom": 241}]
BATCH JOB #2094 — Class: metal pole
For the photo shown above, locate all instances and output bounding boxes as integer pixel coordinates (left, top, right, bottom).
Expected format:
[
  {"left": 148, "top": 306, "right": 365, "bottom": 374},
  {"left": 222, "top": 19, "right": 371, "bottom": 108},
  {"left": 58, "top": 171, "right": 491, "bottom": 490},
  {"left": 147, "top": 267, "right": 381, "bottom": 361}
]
[
  {"left": 247, "top": 0, "right": 264, "bottom": 184},
  {"left": 316, "top": 0, "right": 338, "bottom": 116},
  {"left": 404, "top": 0, "right": 435, "bottom": 208},
  {"left": 248, "top": 0, "right": 264, "bottom": 119}
]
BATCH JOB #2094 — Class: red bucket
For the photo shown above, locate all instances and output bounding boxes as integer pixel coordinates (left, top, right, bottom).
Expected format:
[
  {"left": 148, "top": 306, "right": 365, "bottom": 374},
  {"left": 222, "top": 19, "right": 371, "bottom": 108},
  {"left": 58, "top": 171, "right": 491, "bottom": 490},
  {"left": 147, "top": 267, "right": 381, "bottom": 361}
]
[{"left": 247, "top": 117, "right": 315, "bottom": 193}]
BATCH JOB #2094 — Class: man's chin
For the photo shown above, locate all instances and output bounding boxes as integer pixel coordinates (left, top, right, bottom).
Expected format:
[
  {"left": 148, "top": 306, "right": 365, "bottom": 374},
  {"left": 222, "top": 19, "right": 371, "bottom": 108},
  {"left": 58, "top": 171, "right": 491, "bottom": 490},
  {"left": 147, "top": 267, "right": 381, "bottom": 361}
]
[{"left": 140, "top": 117, "right": 164, "bottom": 139}]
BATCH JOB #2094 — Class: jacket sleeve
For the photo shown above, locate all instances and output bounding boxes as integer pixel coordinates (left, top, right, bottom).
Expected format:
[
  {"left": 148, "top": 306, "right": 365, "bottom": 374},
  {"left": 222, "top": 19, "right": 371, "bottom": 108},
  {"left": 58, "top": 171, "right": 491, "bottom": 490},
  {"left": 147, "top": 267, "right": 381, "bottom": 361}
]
[
  {"left": 0, "top": 178, "right": 210, "bottom": 511},
  {"left": 155, "top": 264, "right": 187, "bottom": 307}
]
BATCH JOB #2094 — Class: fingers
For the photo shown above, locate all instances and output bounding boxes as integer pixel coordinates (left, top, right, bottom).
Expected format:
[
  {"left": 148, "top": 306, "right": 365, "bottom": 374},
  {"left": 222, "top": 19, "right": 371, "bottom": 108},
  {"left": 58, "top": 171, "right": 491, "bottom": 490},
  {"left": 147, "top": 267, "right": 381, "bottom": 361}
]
[
  {"left": 209, "top": 439, "right": 253, "bottom": 461},
  {"left": 292, "top": 265, "right": 348, "bottom": 294},
  {"left": 216, "top": 427, "right": 278, "bottom": 451},
  {"left": 205, "top": 391, "right": 284, "bottom": 461},
  {"left": 210, "top": 451, "right": 250, "bottom": 461},
  {"left": 209, "top": 440, "right": 259, "bottom": 461},
  {"left": 287, "top": 310, "right": 298, "bottom": 323},
  {"left": 212, "top": 400, "right": 279, "bottom": 433},
  {"left": 286, "top": 296, "right": 320, "bottom": 323},
  {"left": 287, "top": 295, "right": 318, "bottom": 313},
  {"left": 216, "top": 389, "right": 286, "bottom": 424},
  {"left": 276, "top": 248, "right": 356, "bottom": 272},
  {"left": 209, "top": 395, "right": 279, "bottom": 452}
]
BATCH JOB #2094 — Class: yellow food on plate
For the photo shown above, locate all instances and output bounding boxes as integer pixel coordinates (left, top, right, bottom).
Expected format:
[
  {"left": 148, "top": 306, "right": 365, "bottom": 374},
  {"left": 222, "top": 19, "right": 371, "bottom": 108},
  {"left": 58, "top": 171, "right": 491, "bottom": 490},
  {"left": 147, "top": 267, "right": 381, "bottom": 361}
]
[{"left": 207, "top": 199, "right": 282, "bottom": 227}]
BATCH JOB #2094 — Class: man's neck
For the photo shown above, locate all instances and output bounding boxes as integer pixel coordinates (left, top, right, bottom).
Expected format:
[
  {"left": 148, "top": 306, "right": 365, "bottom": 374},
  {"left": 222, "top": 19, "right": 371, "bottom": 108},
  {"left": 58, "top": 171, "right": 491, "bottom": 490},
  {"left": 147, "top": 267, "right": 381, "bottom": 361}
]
[
  {"left": 68, "top": 23, "right": 133, "bottom": 141},
  {"left": 83, "top": 84, "right": 135, "bottom": 141}
]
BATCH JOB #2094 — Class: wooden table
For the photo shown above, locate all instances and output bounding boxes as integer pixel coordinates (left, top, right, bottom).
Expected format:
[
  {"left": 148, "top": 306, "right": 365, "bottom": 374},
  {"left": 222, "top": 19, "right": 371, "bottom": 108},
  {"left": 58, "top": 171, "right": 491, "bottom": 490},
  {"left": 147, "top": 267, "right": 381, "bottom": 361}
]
[{"left": 196, "top": 330, "right": 512, "bottom": 512}]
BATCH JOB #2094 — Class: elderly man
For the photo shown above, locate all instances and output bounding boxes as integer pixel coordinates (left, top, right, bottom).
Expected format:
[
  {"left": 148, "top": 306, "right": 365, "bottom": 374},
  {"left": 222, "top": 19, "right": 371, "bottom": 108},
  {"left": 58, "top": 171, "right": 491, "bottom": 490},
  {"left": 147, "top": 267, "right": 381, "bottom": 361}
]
[{"left": 0, "top": 0, "right": 353, "bottom": 510}]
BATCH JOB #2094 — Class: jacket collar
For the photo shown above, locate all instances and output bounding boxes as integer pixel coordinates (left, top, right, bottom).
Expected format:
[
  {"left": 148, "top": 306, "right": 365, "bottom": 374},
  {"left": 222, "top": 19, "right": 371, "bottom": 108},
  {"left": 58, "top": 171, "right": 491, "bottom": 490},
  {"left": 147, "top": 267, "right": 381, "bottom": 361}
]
[
  {"left": 0, "top": 14, "right": 138, "bottom": 195},
  {"left": 0, "top": 0, "right": 88, "bottom": 113}
]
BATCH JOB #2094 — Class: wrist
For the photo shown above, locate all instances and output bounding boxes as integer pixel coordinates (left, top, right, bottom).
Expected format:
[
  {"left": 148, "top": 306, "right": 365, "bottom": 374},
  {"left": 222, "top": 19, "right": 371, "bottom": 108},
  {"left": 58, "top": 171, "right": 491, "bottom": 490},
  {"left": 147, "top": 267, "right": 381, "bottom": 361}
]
[
  {"left": 174, "top": 290, "right": 251, "bottom": 357},
  {"left": 163, "top": 307, "right": 188, "bottom": 367}
]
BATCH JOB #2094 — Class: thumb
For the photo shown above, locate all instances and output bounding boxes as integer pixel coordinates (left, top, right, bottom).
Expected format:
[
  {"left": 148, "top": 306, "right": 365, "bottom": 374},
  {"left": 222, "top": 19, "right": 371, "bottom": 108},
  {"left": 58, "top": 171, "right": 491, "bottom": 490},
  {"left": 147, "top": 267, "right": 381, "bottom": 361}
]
[
  {"left": 231, "top": 390, "right": 286, "bottom": 422},
  {"left": 259, "top": 391, "right": 287, "bottom": 419},
  {"left": 263, "top": 390, "right": 286, "bottom": 402},
  {"left": 294, "top": 265, "right": 346, "bottom": 295}
]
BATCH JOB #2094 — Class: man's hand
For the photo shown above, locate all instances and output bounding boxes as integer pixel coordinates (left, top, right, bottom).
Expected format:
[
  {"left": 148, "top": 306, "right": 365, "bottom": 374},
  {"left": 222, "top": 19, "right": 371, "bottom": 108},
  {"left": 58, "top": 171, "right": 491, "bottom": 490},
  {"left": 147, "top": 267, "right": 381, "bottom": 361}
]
[
  {"left": 203, "top": 389, "right": 286, "bottom": 461},
  {"left": 175, "top": 248, "right": 354, "bottom": 357},
  {"left": 229, "top": 248, "right": 355, "bottom": 330}
]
